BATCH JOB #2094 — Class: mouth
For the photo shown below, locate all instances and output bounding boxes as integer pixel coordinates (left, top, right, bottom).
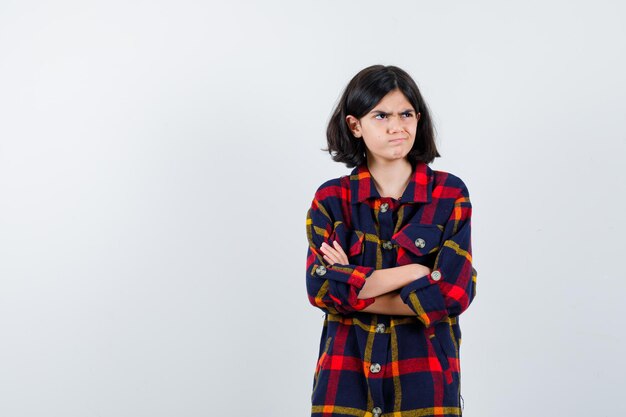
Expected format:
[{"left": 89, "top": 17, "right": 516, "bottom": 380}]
[{"left": 389, "top": 137, "right": 407, "bottom": 143}]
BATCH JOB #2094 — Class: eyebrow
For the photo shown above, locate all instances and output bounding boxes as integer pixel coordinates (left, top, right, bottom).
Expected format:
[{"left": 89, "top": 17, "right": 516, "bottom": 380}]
[{"left": 368, "top": 108, "right": 416, "bottom": 115}]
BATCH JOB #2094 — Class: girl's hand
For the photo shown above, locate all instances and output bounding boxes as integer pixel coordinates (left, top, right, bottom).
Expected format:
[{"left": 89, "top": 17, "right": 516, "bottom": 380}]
[{"left": 320, "top": 240, "right": 349, "bottom": 266}]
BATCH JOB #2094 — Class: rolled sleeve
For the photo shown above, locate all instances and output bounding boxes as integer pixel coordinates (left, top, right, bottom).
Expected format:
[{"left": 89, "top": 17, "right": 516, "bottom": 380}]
[
  {"left": 400, "top": 181, "right": 477, "bottom": 327},
  {"left": 305, "top": 192, "right": 376, "bottom": 314}
]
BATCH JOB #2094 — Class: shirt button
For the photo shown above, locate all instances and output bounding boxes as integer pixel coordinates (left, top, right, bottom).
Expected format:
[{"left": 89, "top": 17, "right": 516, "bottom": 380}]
[
  {"left": 380, "top": 202, "right": 389, "bottom": 212},
  {"left": 414, "top": 237, "right": 426, "bottom": 249},
  {"left": 372, "top": 406, "right": 382, "bottom": 416},
  {"left": 370, "top": 363, "right": 381, "bottom": 373},
  {"left": 431, "top": 270, "right": 442, "bottom": 281},
  {"left": 382, "top": 241, "right": 393, "bottom": 250},
  {"left": 375, "top": 323, "right": 386, "bottom": 333},
  {"left": 315, "top": 265, "right": 327, "bottom": 276}
]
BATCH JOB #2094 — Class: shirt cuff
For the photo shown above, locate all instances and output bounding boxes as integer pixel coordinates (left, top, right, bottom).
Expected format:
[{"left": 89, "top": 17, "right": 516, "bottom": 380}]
[
  {"left": 310, "top": 262, "right": 376, "bottom": 312},
  {"left": 399, "top": 268, "right": 447, "bottom": 327}
]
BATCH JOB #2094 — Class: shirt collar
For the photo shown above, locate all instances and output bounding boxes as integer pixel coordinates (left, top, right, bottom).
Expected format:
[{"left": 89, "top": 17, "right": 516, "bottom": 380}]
[{"left": 349, "top": 161, "right": 433, "bottom": 204}]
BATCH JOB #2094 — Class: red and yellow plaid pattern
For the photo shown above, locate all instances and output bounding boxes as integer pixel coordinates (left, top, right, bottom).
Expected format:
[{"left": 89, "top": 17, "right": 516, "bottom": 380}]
[{"left": 305, "top": 161, "right": 477, "bottom": 416}]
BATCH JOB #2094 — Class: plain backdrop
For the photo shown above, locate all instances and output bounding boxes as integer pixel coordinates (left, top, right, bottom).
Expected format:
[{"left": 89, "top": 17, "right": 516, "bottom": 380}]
[{"left": 1, "top": 1, "right": 625, "bottom": 416}]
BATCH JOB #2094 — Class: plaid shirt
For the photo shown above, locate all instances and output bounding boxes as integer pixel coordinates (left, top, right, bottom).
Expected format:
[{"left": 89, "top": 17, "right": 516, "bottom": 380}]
[{"left": 305, "top": 161, "right": 477, "bottom": 417}]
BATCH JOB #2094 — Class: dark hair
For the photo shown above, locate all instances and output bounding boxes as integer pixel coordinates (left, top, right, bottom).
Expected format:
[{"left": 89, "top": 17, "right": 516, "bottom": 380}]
[{"left": 323, "top": 65, "right": 440, "bottom": 169}]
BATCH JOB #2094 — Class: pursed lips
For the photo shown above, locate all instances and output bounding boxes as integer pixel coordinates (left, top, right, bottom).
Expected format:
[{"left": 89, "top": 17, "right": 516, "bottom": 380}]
[{"left": 389, "top": 137, "right": 407, "bottom": 143}]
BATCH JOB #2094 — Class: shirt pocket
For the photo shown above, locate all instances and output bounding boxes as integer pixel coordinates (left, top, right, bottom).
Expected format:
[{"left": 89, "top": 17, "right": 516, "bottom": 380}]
[
  {"left": 391, "top": 223, "right": 444, "bottom": 266},
  {"left": 425, "top": 327, "right": 453, "bottom": 385}
]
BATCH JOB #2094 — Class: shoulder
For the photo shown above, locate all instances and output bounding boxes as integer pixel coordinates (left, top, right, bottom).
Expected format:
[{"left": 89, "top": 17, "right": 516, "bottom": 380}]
[
  {"left": 431, "top": 168, "right": 471, "bottom": 198},
  {"left": 308, "top": 175, "right": 350, "bottom": 221},
  {"left": 312, "top": 175, "right": 347, "bottom": 202}
]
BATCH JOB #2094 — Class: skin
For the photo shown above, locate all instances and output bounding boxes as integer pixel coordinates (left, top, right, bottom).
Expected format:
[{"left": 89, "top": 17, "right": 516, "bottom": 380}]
[
  {"left": 320, "top": 88, "right": 431, "bottom": 315},
  {"left": 347, "top": 88, "right": 421, "bottom": 200}
]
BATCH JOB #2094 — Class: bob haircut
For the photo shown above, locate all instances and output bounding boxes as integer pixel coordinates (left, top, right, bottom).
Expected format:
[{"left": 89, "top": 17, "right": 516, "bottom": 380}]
[{"left": 324, "top": 65, "right": 440, "bottom": 169}]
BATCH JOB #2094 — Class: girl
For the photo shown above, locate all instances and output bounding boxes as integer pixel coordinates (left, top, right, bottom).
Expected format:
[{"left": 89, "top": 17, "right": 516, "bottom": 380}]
[{"left": 305, "top": 65, "right": 477, "bottom": 417}]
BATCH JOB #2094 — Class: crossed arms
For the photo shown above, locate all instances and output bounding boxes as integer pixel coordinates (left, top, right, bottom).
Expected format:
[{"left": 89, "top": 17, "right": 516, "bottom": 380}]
[
  {"left": 319, "top": 240, "right": 429, "bottom": 316},
  {"left": 305, "top": 181, "right": 476, "bottom": 327}
]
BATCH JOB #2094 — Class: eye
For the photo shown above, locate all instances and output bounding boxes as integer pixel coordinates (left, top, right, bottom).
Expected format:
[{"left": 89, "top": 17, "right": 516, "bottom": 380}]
[
  {"left": 374, "top": 113, "right": 387, "bottom": 120},
  {"left": 402, "top": 112, "right": 414, "bottom": 118}
]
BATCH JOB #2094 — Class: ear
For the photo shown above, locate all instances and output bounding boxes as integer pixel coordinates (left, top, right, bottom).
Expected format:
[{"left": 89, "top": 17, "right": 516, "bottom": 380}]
[
  {"left": 345, "top": 115, "right": 362, "bottom": 138},
  {"left": 416, "top": 112, "right": 421, "bottom": 124}
]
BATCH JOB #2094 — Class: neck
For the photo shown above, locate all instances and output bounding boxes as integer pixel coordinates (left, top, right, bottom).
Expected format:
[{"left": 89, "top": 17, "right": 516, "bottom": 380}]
[{"left": 367, "top": 158, "right": 413, "bottom": 199}]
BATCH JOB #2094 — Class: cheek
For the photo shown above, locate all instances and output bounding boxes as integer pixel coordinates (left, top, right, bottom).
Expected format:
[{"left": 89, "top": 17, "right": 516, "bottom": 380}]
[
  {"left": 361, "top": 137, "right": 375, "bottom": 151},
  {"left": 362, "top": 133, "right": 384, "bottom": 148},
  {"left": 406, "top": 127, "right": 417, "bottom": 142}
]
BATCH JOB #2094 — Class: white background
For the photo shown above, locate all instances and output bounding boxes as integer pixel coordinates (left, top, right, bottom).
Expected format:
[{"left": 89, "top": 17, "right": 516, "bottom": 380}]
[{"left": 1, "top": 1, "right": 625, "bottom": 416}]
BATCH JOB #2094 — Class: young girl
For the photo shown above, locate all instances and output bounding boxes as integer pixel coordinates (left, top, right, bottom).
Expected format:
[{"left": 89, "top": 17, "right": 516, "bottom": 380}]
[{"left": 305, "top": 65, "right": 477, "bottom": 417}]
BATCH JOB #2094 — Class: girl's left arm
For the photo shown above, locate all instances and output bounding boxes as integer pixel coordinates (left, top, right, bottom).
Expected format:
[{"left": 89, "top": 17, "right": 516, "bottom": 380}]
[{"left": 399, "top": 177, "right": 478, "bottom": 328}]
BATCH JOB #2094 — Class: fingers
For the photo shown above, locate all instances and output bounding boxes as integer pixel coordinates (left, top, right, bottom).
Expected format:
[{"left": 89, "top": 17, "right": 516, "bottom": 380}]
[
  {"left": 320, "top": 241, "right": 349, "bottom": 265},
  {"left": 321, "top": 242, "right": 339, "bottom": 264},
  {"left": 332, "top": 240, "right": 348, "bottom": 257}
]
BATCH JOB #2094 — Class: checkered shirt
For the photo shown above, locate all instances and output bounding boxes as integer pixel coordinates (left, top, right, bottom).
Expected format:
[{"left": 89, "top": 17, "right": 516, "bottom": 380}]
[{"left": 305, "top": 161, "right": 477, "bottom": 417}]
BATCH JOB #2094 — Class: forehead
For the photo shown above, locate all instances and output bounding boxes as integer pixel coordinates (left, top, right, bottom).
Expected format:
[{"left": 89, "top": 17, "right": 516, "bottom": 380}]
[{"left": 373, "top": 89, "right": 414, "bottom": 110}]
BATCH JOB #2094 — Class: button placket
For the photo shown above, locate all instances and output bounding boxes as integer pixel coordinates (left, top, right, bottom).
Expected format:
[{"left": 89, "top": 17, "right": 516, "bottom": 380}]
[{"left": 369, "top": 199, "right": 393, "bottom": 411}]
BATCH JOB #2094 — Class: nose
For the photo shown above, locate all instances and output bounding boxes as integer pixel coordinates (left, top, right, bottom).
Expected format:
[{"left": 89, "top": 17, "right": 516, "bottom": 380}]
[{"left": 387, "top": 115, "right": 403, "bottom": 133}]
